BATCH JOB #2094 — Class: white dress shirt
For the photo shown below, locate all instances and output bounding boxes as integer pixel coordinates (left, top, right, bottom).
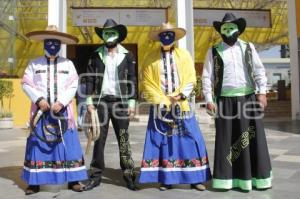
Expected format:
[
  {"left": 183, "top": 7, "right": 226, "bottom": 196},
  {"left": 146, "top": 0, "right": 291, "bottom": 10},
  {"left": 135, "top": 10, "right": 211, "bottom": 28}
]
[
  {"left": 202, "top": 40, "right": 267, "bottom": 103},
  {"left": 101, "top": 49, "right": 119, "bottom": 96},
  {"left": 101, "top": 46, "right": 126, "bottom": 97}
]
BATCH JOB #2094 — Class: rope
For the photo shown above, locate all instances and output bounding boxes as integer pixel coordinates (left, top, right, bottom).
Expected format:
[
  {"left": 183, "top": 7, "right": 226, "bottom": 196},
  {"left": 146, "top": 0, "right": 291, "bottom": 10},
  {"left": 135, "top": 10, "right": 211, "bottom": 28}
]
[{"left": 83, "top": 109, "right": 100, "bottom": 154}]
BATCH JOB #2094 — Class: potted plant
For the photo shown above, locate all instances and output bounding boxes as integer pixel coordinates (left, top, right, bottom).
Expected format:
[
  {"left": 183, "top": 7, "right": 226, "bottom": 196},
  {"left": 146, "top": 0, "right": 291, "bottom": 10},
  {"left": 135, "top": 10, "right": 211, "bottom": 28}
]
[
  {"left": 0, "top": 79, "right": 14, "bottom": 129},
  {"left": 193, "top": 75, "right": 203, "bottom": 102}
]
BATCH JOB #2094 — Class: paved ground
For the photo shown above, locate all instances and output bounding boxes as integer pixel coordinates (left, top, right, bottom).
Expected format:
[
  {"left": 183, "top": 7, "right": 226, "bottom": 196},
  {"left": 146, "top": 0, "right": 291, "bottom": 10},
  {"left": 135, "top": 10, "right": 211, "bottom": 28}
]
[{"left": 0, "top": 108, "right": 300, "bottom": 199}]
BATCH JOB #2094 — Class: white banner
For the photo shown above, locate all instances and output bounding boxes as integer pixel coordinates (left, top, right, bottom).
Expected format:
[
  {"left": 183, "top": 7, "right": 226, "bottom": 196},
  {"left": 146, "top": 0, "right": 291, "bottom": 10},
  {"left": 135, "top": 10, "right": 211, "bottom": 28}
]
[
  {"left": 72, "top": 8, "right": 167, "bottom": 26},
  {"left": 193, "top": 9, "right": 271, "bottom": 28}
]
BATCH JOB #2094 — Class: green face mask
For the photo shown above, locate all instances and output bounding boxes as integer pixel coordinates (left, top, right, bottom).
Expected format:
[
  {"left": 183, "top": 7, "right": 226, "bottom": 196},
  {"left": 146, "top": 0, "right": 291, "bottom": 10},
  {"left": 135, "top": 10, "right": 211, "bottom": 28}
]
[
  {"left": 102, "top": 29, "right": 119, "bottom": 43},
  {"left": 220, "top": 23, "right": 239, "bottom": 37}
]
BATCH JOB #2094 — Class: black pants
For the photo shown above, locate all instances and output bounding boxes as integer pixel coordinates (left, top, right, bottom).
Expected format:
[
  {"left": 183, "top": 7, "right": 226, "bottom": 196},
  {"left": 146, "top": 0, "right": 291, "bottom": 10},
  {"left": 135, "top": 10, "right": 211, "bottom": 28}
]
[
  {"left": 90, "top": 96, "right": 135, "bottom": 181},
  {"left": 213, "top": 94, "right": 272, "bottom": 189}
]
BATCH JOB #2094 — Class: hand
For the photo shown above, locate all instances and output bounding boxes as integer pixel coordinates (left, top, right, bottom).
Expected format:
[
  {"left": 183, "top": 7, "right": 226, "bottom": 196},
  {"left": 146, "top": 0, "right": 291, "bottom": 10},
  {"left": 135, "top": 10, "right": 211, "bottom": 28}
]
[
  {"left": 206, "top": 102, "right": 216, "bottom": 116},
  {"left": 127, "top": 107, "right": 136, "bottom": 119},
  {"left": 169, "top": 95, "right": 181, "bottom": 104},
  {"left": 38, "top": 99, "right": 50, "bottom": 112},
  {"left": 256, "top": 94, "right": 267, "bottom": 110},
  {"left": 51, "top": 102, "right": 64, "bottom": 113},
  {"left": 87, "top": 105, "right": 95, "bottom": 113}
]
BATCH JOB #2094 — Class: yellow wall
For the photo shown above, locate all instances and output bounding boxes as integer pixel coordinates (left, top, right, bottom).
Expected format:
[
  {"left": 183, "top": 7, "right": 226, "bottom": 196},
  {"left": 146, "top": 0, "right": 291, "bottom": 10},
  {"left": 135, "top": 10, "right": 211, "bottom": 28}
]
[
  {"left": 2, "top": 79, "right": 31, "bottom": 127},
  {"left": 296, "top": 0, "right": 300, "bottom": 37}
]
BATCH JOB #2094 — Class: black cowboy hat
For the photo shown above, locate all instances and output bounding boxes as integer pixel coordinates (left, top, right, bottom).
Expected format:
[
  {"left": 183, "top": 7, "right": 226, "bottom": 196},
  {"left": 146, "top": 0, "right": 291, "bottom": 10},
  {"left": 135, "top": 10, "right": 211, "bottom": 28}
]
[
  {"left": 95, "top": 19, "right": 127, "bottom": 43},
  {"left": 213, "top": 13, "right": 246, "bottom": 34}
]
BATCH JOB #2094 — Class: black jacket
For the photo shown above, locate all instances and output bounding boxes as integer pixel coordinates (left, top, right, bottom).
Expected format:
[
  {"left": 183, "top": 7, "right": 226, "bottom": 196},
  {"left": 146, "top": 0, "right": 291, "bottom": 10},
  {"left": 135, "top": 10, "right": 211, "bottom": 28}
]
[{"left": 85, "top": 45, "right": 137, "bottom": 104}]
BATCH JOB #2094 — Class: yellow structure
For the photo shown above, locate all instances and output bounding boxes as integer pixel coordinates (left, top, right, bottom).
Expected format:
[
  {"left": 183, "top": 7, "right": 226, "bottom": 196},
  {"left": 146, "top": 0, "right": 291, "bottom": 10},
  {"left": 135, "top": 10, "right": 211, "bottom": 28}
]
[
  {"left": 297, "top": 0, "right": 300, "bottom": 36},
  {"left": 4, "top": 0, "right": 290, "bottom": 77},
  {"left": 2, "top": 79, "right": 31, "bottom": 126}
]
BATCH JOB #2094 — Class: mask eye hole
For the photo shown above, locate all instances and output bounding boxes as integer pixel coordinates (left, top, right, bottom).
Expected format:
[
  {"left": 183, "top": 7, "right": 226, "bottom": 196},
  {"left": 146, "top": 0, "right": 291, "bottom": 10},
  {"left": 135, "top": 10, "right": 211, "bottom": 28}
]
[
  {"left": 46, "top": 41, "right": 52, "bottom": 45},
  {"left": 159, "top": 31, "right": 175, "bottom": 39},
  {"left": 103, "top": 31, "right": 116, "bottom": 37}
]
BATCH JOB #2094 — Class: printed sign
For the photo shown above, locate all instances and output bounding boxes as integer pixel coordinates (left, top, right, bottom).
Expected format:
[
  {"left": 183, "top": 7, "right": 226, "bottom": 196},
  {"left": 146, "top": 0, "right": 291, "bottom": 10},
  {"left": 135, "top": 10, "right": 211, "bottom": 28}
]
[
  {"left": 194, "top": 9, "right": 271, "bottom": 28},
  {"left": 72, "top": 8, "right": 167, "bottom": 26}
]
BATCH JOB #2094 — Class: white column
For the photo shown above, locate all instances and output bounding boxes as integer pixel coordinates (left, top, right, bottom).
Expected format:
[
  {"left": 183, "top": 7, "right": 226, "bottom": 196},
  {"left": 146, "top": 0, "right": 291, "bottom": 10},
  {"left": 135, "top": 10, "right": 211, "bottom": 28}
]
[
  {"left": 48, "top": 0, "right": 67, "bottom": 57},
  {"left": 176, "top": 0, "right": 195, "bottom": 60},
  {"left": 175, "top": 0, "right": 197, "bottom": 109},
  {"left": 288, "top": 0, "right": 300, "bottom": 120}
]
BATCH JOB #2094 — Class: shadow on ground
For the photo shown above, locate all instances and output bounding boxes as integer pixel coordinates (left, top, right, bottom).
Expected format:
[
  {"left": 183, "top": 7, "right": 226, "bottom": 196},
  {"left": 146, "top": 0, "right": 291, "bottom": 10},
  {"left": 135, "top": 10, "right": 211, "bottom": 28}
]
[
  {"left": 0, "top": 166, "right": 27, "bottom": 191},
  {"left": 91, "top": 167, "right": 159, "bottom": 190},
  {"left": 264, "top": 120, "right": 300, "bottom": 134},
  {"left": 100, "top": 167, "right": 218, "bottom": 191}
]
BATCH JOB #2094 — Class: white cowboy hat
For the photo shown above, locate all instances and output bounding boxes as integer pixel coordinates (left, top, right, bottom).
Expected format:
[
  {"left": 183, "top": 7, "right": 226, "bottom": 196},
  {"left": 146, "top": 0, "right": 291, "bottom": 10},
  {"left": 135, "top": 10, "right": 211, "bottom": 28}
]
[
  {"left": 26, "top": 25, "right": 79, "bottom": 44},
  {"left": 149, "top": 22, "right": 186, "bottom": 41}
]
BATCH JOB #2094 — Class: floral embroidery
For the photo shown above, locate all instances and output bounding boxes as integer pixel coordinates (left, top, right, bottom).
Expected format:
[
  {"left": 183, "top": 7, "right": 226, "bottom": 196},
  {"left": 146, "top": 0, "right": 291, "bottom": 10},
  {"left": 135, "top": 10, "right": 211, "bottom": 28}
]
[
  {"left": 119, "top": 128, "right": 134, "bottom": 170},
  {"left": 24, "top": 159, "right": 85, "bottom": 169},
  {"left": 141, "top": 157, "right": 208, "bottom": 168}
]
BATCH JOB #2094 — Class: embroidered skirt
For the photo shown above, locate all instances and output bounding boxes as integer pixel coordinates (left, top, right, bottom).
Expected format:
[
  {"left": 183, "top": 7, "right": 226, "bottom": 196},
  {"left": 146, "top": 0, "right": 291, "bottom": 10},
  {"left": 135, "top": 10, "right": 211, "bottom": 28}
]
[
  {"left": 21, "top": 110, "right": 88, "bottom": 185},
  {"left": 213, "top": 93, "right": 272, "bottom": 191},
  {"left": 139, "top": 107, "right": 212, "bottom": 185}
]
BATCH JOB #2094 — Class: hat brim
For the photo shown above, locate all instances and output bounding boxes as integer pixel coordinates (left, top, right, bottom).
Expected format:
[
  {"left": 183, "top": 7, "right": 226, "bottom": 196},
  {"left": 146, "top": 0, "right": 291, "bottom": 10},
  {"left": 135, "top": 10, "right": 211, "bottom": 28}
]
[
  {"left": 149, "top": 27, "right": 186, "bottom": 41},
  {"left": 26, "top": 30, "right": 79, "bottom": 44},
  {"left": 95, "top": 24, "right": 127, "bottom": 43},
  {"left": 213, "top": 18, "right": 246, "bottom": 34}
]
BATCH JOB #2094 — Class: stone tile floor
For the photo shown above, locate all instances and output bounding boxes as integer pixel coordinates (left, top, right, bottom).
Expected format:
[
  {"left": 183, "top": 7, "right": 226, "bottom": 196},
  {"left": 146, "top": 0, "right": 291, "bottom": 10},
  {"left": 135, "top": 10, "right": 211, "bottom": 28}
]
[{"left": 0, "top": 111, "right": 299, "bottom": 199}]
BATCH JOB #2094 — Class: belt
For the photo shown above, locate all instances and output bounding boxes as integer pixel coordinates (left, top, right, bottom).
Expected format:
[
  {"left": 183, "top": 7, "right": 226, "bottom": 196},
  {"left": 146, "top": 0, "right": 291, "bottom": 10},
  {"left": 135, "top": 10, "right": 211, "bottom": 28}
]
[{"left": 101, "top": 95, "right": 122, "bottom": 102}]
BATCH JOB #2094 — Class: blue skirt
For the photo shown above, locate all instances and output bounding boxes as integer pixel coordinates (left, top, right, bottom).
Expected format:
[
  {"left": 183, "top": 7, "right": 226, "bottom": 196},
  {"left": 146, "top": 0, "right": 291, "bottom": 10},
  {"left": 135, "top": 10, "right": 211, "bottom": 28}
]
[
  {"left": 139, "top": 108, "right": 212, "bottom": 185},
  {"left": 21, "top": 110, "right": 88, "bottom": 185}
]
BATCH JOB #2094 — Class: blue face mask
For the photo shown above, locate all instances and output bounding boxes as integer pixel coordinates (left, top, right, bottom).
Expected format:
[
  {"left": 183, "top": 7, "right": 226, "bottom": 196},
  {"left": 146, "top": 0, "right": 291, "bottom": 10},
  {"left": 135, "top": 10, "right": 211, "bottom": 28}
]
[
  {"left": 44, "top": 39, "right": 61, "bottom": 56},
  {"left": 159, "top": 31, "right": 175, "bottom": 46}
]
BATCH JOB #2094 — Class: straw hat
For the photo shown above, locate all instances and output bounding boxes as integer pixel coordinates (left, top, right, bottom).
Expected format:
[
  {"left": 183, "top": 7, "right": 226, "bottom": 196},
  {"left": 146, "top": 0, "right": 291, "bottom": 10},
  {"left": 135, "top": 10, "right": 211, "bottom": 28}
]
[
  {"left": 26, "top": 25, "right": 79, "bottom": 44},
  {"left": 149, "top": 22, "right": 186, "bottom": 41}
]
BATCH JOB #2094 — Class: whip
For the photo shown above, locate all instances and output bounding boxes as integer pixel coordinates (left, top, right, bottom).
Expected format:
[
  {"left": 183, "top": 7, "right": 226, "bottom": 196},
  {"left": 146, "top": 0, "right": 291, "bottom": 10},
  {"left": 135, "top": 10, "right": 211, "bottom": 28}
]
[{"left": 30, "top": 110, "right": 68, "bottom": 143}]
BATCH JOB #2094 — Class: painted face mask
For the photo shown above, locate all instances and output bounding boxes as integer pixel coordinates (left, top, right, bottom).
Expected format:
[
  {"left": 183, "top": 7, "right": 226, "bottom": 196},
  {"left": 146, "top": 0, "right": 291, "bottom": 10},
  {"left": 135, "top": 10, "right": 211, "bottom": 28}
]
[
  {"left": 220, "top": 23, "right": 240, "bottom": 45},
  {"left": 159, "top": 31, "right": 175, "bottom": 46},
  {"left": 102, "top": 29, "right": 119, "bottom": 48},
  {"left": 44, "top": 39, "right": 61, "bottom": 57}
]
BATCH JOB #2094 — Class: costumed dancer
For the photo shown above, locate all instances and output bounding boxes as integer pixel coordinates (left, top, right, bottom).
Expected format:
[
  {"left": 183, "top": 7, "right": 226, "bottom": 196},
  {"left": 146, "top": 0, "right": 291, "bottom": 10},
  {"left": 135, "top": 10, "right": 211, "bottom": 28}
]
[
  {"left": 21, "top": 25, "right": 88, "bottom": 195},
  {"left": 202, "top": 13, "right": 272, "bottom": 191},
  {"left": 139, "top": 22, "right": 212, "bottom": 191},
  {"left": 84, "top": 19, "right": 138, "bottom": 191}
]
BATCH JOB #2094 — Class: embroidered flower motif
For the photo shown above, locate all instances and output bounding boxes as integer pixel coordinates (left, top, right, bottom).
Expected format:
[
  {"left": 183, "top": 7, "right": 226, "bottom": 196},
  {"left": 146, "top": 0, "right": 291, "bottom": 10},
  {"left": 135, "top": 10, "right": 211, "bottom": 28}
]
[
  {"left": 141, "top": 157, "right": 208, "bottom": 169},
  {"left": 152, "top": 159, "right": 159, "bottom": 167},
  {"left": 201, "top": 157, "right": 207, "bottom": 165},
  {"left": 162, "top": 159, "right": 169, "bottom": 167},
  {"left": 191, "top": 159, "right": 201, "bottom": 167},
  {"left": 24, "top": 160, "right": 84, "bottom": 169},
  {"left": 166, "top": 162, "right": 174, "bottom": 168},
  {"left": 37, "top": 160, "right": 43, "bottom": 167},
  {"left": 175, "top": 160, "right": 185, "bottom": 167},
  {"left": 141, "top": 160, "right": 148, "bottom": 168}
]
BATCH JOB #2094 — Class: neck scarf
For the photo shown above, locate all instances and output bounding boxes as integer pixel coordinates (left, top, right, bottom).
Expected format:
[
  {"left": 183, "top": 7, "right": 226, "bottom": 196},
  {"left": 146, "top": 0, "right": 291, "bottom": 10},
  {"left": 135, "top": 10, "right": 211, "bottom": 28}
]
[
  {"left": 46, "top": 56, "right": 58, "bottom": 104},
  {"left": 161, "top": 48, "right": 186, "bottom": 135}
]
